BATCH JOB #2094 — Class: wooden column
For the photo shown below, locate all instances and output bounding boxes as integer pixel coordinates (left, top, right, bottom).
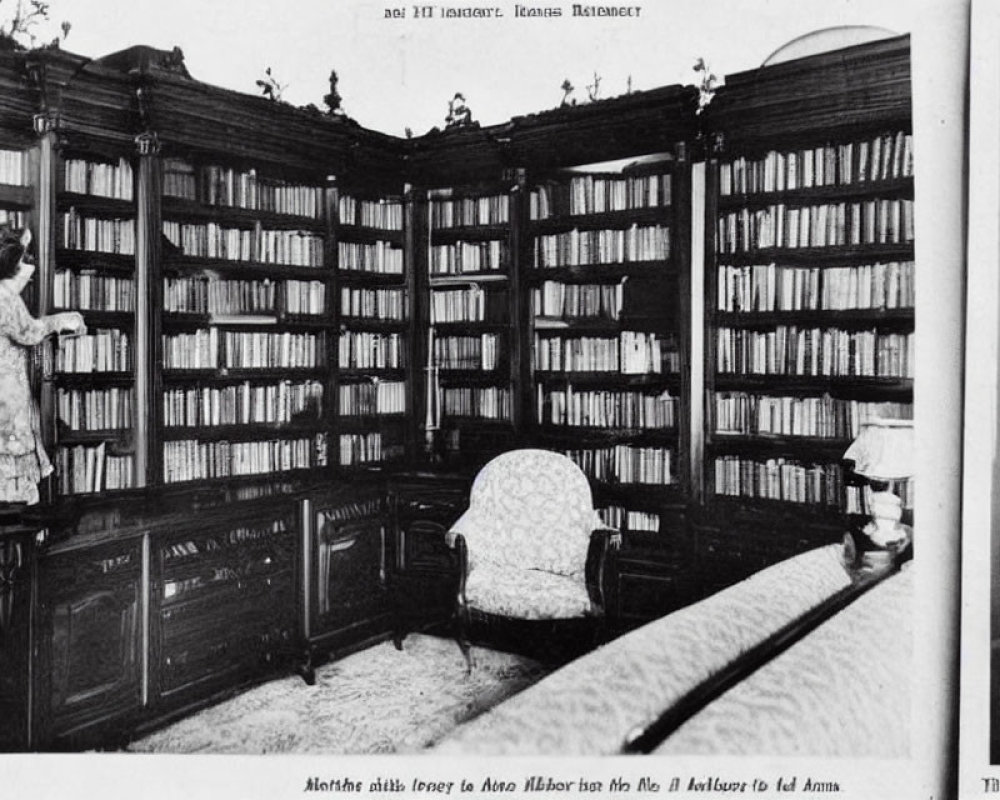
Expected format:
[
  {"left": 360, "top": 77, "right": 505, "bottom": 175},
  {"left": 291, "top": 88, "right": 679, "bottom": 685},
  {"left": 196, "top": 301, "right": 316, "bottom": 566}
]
[
  {"left": 31, "top": 114, "right": 58, "bottom": 493},
  {"left": 134, "top": 131, "right": 161, "bottom": 488},
  {"left": 509, "top": 167, "right": 530, "bottom": 440}
]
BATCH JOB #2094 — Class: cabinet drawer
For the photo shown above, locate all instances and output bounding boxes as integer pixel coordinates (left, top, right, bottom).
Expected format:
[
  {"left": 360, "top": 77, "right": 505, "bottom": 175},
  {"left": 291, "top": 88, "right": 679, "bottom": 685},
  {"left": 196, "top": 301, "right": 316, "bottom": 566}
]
[{"left": 158, "top": 585, "right": 294, "bottom": 697}]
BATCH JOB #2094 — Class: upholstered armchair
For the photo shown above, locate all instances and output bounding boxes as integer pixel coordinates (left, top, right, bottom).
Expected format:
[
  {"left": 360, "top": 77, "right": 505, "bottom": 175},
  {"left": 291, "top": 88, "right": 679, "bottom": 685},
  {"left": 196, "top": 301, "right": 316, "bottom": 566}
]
[{"left": 445, "top": 449, "right": 620, "bottom": 669}]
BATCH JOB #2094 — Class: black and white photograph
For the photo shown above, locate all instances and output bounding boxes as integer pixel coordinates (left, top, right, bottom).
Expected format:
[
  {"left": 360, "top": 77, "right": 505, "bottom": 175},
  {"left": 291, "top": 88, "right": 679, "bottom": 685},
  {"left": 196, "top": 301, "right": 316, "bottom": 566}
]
[{"left": 0, "top": 0, "right": 972, "bottom": 797}]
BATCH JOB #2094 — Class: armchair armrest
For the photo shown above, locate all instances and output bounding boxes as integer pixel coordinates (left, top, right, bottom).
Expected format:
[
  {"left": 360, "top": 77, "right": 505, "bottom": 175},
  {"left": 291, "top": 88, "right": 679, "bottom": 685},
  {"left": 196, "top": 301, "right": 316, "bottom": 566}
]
[{"left": 586, "top": 527, "right": 621, "bottom": 618}]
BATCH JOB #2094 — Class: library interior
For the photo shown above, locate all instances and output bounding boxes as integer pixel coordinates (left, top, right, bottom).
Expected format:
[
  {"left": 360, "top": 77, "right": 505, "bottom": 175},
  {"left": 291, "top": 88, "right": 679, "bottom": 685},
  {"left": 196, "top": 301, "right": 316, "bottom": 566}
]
[{"left": 0, "top": 28, "right": 918, "bottom": 755}]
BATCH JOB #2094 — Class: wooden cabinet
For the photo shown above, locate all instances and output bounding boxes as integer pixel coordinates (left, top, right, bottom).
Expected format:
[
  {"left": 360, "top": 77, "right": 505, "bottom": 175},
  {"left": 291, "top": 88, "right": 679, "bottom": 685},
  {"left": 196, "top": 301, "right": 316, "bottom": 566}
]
[
  {"left": 389, "top": 473, "right": 468, "bottom": 635},
  {"left": 152, "top": 503, "right": 297, "bottom": 705},
  {"left": 0, "top": 525, "right": 36, "bottom": 750},
  {"left": 32, "top": 535, "right": 146, "bottom": 749},
  {"left": 299, "top": 484, "right": 395, "bottom": 682}
]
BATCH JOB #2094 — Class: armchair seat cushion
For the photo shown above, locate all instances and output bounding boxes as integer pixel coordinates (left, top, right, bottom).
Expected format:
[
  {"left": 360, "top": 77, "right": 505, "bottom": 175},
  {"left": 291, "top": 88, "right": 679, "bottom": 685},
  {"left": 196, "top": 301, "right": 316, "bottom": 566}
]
[{"left": 466, "top": 564, "right": 593, "bottom": 620}]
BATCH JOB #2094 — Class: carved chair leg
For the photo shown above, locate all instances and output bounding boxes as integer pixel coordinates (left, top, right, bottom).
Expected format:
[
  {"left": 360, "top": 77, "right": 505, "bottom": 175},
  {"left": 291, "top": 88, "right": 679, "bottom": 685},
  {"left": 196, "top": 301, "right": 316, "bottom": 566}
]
[
  {"left": 454, "top": 608, "right": 474, "bottom": 674},
  {"left": 296, "top": 650, "right": 317, "bottom": 686}
]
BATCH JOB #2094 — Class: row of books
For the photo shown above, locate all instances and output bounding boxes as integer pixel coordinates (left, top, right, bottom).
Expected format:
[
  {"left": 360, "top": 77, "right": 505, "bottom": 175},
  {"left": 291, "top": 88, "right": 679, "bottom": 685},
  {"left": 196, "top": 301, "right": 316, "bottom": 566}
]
[
  {"left": 565, "top": 445, "right": 674, "bottom": 485},
  {"left": 533, "top": 224, "right": 670, "bottom": 268},
  {"left": 162, "top": 277, "right": 327, "bottom": 317},
  {"left": 165, "top": 162, "right": 324, "bottom": 218},
  {"left": 0, "top": 209, "right": 26, "bottom": 229},
  {"left": 532, "top": 281, "right": 624, "bottom": 320},
  {"left": 285, "top": 280, "right": 327, "bottom": 316},
  {"left": 162, "top": 159, "right": 198, "bottom": 203},
  {"left": 718, "top": 132, "right": 914, "bottom": 196},
  {"left": 56, "top": 329, "right": 131, "bottom": 373},
  {"left": 716, "top": 261, "right": 915, "bottom": 313},
  {"left": 430, "top": 286, "right": 507, "bottom": 323},
  {"left": 54, "top": 270, "right": 135, "bottom": 312},
  {"left": 55, "top": 443, "right": 134, "bottom": 495},
  {"left": 441, "top": 386, "right": 510, "bottom": 420},
  {"left": 61, "top": 210, "right": 136, "bottom": 255},
  {"left": 713, "top": 392, "right": 912, "bottom": 440},
  {"left": 429, "top": 193, "right": 509, "bottom": 229},
  {"left": 338, "top": 195, "right": 403, "bottom": 230},
  {"left": 56, "top": 386, "right": 134, "bottom": 431},
  {"left": 533, "top": 332, "right": 670, "bottom": 374},
  {"left": 0, "top": 147, "right": 28, "bottom": 186},
  {"left": 163, "top": 221, "right": 325, "bottom": 267},
  {"left": 64, "top": 157, "right": 134, "bottom": 201},
  {"left": 162, "top": 380, "right": 324, "bottom": 427},
  {"left": 338, "top": 240, "right": 404, "bottom": 274},
  {"left": 716, "top": 327, "right": 914, "bottom": 378},
  {"left": 529, "top": 173, "right": 672, "bottom": 220},
  {"left": 596, "top": 505, "right": 661, "bottom": 533},
  {"left": 162, "top": 435, "right": 327, "bottom": 483},
  {"left": 537, "top": 387, "right": 677, "bottom": 429},
  {"left": 164, "top": 276, "right": 275, "bottom": 314},
  {"left": 430, "top": 240, "right": 505, "bottom": 274},
  {"left": 713, "top": 455, "right": 843, "bottom": 507},
  {"left": 341, "top": 287, "right": 407, "bottom": 320},
  {"left": 433, "top": 334, "right": 500, "bottom": 371},
  {"left": 716, "top": 198, "right": 915, "bottom": 253},
  {"left": 339, "top": 331, "right": 405, "bottom": 369},
  {"left": 339, "top": 432, "right": 405, "bottom": 465},
  {"left": 162, "top": 329, "right": 322, "bottom": 370},
  {"left": 338, "top": 380, "right": 407, "bottom": 416}
]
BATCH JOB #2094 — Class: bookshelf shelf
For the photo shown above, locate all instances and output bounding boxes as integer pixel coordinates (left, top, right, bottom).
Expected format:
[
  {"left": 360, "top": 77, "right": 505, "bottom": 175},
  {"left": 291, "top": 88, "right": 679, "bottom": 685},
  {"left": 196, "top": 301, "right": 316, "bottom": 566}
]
[
  {"left": 428, "top": 224, "right": 509, "bottom": 243},
  {"left": 53, "top": 372, "right": 135, "bottom": 386},
  {"left": 716, "top": 243, "right": 914, "bottom": 267},
  {"left": 712, "top": 374, "right": 913, "bottom": 395},
  {"left": 534, "top": 371, "right": 681, "bottom": 390},
  {"left": 337, "top": 270, "right": 407, "bottom": 287},
  {"left": 57, "top": 193, "right": 135, "bottom": 217},
  {"left": 162, "top": 196, "right": 327, "bottom": 232},
  {"left": 335, "top": 224, "right": 405, "bottom": 245},
  {"left": 716, "top": 175, "right": 914, "bottom": 211},
  {"left": 54, "top": 250, "right": 136, "bottom": 273},
  {"left": 55, "top": 430, "right": 133, "bottom": 445},
  {"left": 713, "top": 308, "right": 913, "bottom": 329},
  {"left": 529, "top": 206, "right": 669, "bottom": 233},
  {"left": 161, "top": 254, "right": 328, "bottom": 280},
  {"left": 526, "top": 262, "right": 673, "bottom": 282},
  {"left": 339, "top": 318, "right": 409, "bottom": 333},
  {"left": 160, "top": 421, "right": 327, "bottom": 442},
  {"left": 162, "top": 367, "right": 327, "bottom": 382},
  {"left": 428, "top": 272, "right": 508, "bottom": 287},
  {"left": 708, "top": 434, "right": 852, "bottom": 460},
  {"left": 0, "top": 183, "right": 33, "bottom": 208}
]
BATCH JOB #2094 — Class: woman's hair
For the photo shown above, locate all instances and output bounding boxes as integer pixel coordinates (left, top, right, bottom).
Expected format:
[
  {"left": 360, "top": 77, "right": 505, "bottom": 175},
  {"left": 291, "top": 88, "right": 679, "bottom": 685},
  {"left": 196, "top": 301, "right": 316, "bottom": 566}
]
[{"left": 0, "top": 228, "right": 26, "bottom": 280}]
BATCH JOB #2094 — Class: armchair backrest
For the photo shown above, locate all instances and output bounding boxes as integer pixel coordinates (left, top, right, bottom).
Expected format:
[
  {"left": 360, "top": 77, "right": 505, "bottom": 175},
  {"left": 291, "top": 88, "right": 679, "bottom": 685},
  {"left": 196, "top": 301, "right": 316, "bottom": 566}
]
[{"left": 451, "top": 449, "right": 595, "bottom": 577}]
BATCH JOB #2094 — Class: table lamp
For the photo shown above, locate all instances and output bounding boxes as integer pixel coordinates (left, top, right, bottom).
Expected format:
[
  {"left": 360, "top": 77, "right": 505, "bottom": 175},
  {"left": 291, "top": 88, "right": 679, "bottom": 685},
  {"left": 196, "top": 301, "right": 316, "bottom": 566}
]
[{"left": 842, "top": 418, "right": 914, "bottom": 549}]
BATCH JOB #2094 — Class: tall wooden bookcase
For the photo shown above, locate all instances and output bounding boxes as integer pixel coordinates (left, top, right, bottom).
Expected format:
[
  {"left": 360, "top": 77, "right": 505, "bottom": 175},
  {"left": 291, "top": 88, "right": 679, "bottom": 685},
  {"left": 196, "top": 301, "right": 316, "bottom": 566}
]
[{"left": 698, "top": 35, "right": 914, "bottom": 592}]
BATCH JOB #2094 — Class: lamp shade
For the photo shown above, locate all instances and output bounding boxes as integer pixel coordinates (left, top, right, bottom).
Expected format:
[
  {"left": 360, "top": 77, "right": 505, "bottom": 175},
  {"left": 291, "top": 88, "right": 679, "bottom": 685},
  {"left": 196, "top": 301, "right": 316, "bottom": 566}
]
[{"left": 843, "top": 418, "right": 915, "bottom": 480}]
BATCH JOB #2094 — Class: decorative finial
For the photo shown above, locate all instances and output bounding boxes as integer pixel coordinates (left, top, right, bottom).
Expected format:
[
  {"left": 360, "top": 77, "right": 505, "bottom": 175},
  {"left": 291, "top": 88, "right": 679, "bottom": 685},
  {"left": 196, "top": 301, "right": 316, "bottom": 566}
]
[
  {"left": 445, "top": 92, "right": 474, "bottom": 129},
  {"left": 693, "top": 58, "right": 717, "bottom": 114}
]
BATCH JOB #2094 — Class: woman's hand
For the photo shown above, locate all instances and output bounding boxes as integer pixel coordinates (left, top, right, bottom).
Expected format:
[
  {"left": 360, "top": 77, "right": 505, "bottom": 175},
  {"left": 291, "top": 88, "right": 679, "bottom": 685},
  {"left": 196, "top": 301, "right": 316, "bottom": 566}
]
[{"left": 54, "top": 311, "right": 86, "bottom": 335}]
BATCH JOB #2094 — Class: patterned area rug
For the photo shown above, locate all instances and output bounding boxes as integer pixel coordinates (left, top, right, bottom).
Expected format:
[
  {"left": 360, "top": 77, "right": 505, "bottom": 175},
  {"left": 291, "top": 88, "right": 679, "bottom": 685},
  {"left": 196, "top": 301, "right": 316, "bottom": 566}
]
[{"left": 128, "top": 635, "right": 548, "bottom": 754}]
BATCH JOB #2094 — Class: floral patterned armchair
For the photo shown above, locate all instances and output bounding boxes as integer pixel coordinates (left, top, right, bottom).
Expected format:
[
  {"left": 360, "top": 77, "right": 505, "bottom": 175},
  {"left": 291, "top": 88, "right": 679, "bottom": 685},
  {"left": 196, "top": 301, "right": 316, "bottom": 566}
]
[{"left": 446, "top": 449, "right": 620, "bottom": 669}]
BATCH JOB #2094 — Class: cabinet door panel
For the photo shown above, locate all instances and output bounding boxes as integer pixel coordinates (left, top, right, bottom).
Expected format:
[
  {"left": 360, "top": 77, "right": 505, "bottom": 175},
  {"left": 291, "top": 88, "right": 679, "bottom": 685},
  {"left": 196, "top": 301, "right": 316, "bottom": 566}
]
[
  {"left": 313, "top": 519, "right": 389, "bottom": 631},
  {"left": 50, "top": 586, "right": 140, "bottom": 712},
  {"left": 0, "top": 533, "right": 33, "bottom": 750},
  {"left": 36, "top": 539, "right": 144, "bottom": 744}
]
